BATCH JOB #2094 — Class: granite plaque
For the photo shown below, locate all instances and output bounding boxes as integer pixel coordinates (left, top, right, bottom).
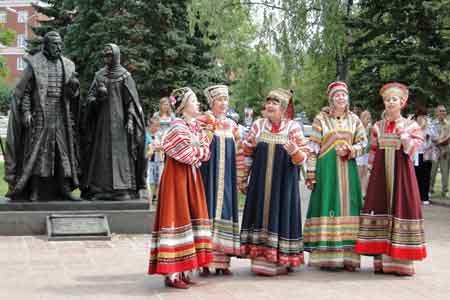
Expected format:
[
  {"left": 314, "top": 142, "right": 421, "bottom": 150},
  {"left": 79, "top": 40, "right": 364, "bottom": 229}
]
[{"left": 47, "top": 214, "right": 111, "bottom": 241}]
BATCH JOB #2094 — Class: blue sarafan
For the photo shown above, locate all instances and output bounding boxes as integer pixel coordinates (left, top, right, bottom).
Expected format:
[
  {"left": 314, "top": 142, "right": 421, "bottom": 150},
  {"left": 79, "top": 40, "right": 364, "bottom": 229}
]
[
  {"left": 239, "top": 117, "right": 309, "bottom": 275},
  {"left": 200, "top": 114, "right": 241, "bottom": 270}
]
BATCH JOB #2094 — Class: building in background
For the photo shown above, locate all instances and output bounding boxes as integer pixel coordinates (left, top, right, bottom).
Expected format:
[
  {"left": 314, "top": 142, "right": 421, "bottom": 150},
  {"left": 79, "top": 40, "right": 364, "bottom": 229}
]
[{"left": 0, "top": 1, "right": 46, "bottom": 84}]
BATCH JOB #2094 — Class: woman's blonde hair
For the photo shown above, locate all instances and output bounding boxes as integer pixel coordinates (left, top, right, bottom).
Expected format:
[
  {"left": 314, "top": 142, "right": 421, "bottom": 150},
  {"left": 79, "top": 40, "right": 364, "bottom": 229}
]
[
  {"left": 360, "top": 110, "right": 372, "bottom": 126},
  {"left": 159, "top": 97, "right": 172, "bottom": 115}
]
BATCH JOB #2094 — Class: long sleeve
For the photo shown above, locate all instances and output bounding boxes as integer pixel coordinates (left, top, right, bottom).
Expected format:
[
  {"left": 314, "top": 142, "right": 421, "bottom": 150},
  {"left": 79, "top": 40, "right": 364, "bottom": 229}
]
[
  {"left": 232, "top": 121, "right": 243, "bottom": 169},
  {"left": 399, "top": 120, "right": 424, "bottom": 158},
  {"left": 306, "top": 116, "right": 322, "bottom": 183},
  {"left": 198, "top": 125, "right": 211, "bottom": 162},
  {"left": 238, "top": 120, "right": 260, "bottom": 187},
  {"left": 287, "top": 121, "right": 310, "bottom": 165},
  {"left": 367, "top": 123, "right": 380, "bottom": 171},
  {"left": 163, "top": 120, "right": 210, "bottom": 166},
  {"left": 348, "top": 116, "right": 368, "bottom": 159}
]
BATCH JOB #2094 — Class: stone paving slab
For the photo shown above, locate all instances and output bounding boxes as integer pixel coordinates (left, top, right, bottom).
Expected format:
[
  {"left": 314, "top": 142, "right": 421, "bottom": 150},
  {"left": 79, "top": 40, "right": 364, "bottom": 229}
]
[{"left": 0, "top": 205, "right": 449, "bottom": 300}]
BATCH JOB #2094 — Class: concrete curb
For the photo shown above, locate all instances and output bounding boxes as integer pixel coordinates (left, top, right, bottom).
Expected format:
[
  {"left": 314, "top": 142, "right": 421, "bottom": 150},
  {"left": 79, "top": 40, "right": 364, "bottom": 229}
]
[{"left": 430, "top": 198, "right": 450, "bottom": 208}]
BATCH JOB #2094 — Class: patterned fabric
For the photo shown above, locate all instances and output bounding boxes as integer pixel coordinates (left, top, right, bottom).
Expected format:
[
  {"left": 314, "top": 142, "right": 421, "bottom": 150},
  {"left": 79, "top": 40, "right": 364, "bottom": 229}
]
[
  {"left": 368, "top": 118, "right": 423, "bottom": 169},
  {"left": 266, "top": 88, "right": 292, "bottom": 109},
  {"left": 374, "top": 255, "right": 415, "bottom": 276},
  {"left": 211, "top": 250, "right": 231, "bottom": 269},
  {"left": 200, "top": 114, "right": 241, "bottom": 265},
  {"left": 355, "top": 118, "right": 427, "bottom": 264},
  {"left": 163, "top": 118, "right": 211, "bottom": 167},
  {"left": 149, "top": 117, "right": 213, "bottom": 275},
  {"left": 306, "top": 111, "right": 367, "bottom": 183},
  {"left": 239, "top": 118, "right": 309, "bottom": 272},
  {"left": 304, "top": 111, "right": 366, "bottom": 269},
  {"left": 379, "top": 82, "right": 409, "bottom": 107},
  {"left": 152, "top": 111, "right": 175, "bottom": 136},
  {"left": 327, "top": 81, "right": 348, "bottom": 100},
  {"left": 204, "top": 85, "right": 229, "bottom": 107},
  {"left": 308, "top": 249, "right": 360, "bottom": 268},
  {"left": 239, "top": 118, "right": 309, "bottom": 185},
  {"left": 251, "top": 257, "right": 288, "bottom": 276}
]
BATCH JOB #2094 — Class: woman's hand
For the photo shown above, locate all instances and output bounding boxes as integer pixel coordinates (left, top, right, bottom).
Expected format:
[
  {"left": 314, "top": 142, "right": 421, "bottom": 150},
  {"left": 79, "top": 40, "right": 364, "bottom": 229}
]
[
  {"left": 283, "top": 141, "right": 298, "bottom": 155},
  {"left": 336, "top": 143, "right": 349, "bottom": 157}
]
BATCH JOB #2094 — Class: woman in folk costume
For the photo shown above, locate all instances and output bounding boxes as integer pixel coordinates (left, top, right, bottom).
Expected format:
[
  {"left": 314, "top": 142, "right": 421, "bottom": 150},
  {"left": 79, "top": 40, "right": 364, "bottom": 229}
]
[
  {"left": 304, "top": 81, "right": 367, "bottom": 272},
  {"left": 199, "top": 85, "right": 241, "bottom": 276},
  {"left": 355, "top": 83, "right": 427, "bottom": 276},
  {"left": 239, "top": 89, "right": 309, "bottom": 276},
  {"left": 148, "top": 87, "right": 213, "bottom": 289}
]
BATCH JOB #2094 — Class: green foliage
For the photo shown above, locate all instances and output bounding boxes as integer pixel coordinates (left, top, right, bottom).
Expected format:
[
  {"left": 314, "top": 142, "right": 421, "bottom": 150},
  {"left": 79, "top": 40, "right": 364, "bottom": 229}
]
[
  {"left": 0, "top": 81, "right": 13, "bottom": 114},
  {"left": 0, "top": 24, "right": 16, "bottom": 46},
  {"left": 32, "top": 0, "right": 225, "bottom": 113},
  {"left": 190, "top": 0, "right": 354, "bottom": 117},
  {"left": 0, "top": 25, "right": 16, "bottom": 78},
  {"left": 29, "top": 0, "right": 77, "bottom": 51},
  {"left": 230, "top": 46, "right": 283, "bottom": 117},
  {"left": 294, "top": 54, "right": 335, "bottom": 120},
  {"left": 349, "top": 0, "right": 450, "bottom": 112}
]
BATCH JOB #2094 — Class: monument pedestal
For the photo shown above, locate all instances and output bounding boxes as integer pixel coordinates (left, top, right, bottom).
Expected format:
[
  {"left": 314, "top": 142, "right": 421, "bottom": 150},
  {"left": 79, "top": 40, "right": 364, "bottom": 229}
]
[{"left": 0, "top": 197, "right": 154, "bottom": 235}]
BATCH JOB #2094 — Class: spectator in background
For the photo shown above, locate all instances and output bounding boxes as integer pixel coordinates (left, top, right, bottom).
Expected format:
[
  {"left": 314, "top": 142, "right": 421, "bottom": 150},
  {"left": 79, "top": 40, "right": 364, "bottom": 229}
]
[
  {"left": 356, "top": 110, "right": 372, "bottom": 197},
  {"left": 146, "top": 117, "right": 164, "bottom": 204},
  {"left": 414, "top": 109, "right": 437, "bottom": 205},
  {"left": 430, "top": 104, "right": 450, "bottom": 197},
  {"left": 153, "top": 97, "right": 175, "bottom": 136}
]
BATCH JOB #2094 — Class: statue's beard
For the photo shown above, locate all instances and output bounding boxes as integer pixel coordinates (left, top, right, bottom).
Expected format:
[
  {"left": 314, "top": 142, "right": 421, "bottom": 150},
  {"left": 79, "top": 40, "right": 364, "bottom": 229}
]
[{"left": 44, "top": 47, "right": 62, "bottom": 60}]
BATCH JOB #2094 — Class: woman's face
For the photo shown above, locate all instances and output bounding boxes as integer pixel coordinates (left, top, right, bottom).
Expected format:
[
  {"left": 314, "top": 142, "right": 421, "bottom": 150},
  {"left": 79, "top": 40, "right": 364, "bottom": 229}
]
[
  {"left": 265, "top": 99, "right": 283, "bottom": 122},
  {"left": 333, "top": 91, "right": 348, "bottom": 111},
  {"left": 160, "top": 101, "right": 171, "bottom": 114},
  {"left": 149, "top": 121, "right": 160, "bottom": 133},
  {"left": 183, "top": 97, "right": 199, "bottom": 117},
  {"left": 211, "top": 96, "right": 229, "bottom": 116},
  {"left": 417, "top": 115, "right": 427, "bottom": 128},
  {"left": 361, "top": 113, "right": 372, "bottom": 127},
  {"left": 383, "top": 95, "right": 402, "bottom": 116}
]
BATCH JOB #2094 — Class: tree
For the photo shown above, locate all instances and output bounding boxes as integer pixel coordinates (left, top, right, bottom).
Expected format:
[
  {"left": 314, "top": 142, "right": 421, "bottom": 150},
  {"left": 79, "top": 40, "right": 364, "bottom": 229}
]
[
  {"left": 189, "top": 0, "right": 356, "bottom": 117},
  {"left": 0, "top": 24, "right": 16, "bottom": 78},
  {"left": 230, "top": 46, "right": 283, "bottom": 117},
  {"left": 29, "top": 0, "right": 77, "bottom": 51},
  {"left": 349, "top": 0, "right": 450, "bottom": 111},
  {"left": 58, "top": 0, "right": 224, "bottom": 112},
  {"left": 0, "top": 81, "right": 13, "bottom": 114}
]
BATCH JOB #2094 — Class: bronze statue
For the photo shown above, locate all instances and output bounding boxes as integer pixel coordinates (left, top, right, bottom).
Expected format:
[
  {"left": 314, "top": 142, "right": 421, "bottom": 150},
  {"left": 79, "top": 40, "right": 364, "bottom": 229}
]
[
  {"left": 80, "top": 43, "right": 146, "bottom": 201},
  {"left": 4, "top": 31, "right": 80, "bottom": 202}
]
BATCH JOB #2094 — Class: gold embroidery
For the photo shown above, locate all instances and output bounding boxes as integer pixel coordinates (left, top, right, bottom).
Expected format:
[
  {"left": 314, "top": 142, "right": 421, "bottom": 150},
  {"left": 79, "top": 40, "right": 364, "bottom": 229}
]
[
  {"left": 263, "top": 142, "right": 275, "bottom": 232},
  {"left": 257, "top": 131, "right": 288, "bottom": 233},
  {"left": 215, "top": 135, "right": 226, "bottom": 220}
]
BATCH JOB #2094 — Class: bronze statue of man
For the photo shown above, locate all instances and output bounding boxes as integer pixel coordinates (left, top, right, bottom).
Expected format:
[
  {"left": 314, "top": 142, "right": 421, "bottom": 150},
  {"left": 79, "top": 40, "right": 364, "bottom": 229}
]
[
  {"left": 80, "top": 43, "right": 146, "bottom": 200},
  {"left": 4, "top": 31, "right": 80, "bottom": 201}
]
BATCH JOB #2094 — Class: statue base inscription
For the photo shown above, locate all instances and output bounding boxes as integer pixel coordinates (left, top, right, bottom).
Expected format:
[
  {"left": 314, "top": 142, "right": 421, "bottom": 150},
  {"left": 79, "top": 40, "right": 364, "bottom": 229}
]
[{"left": 47, "top": 214, "right": 111, "bottom": 241}]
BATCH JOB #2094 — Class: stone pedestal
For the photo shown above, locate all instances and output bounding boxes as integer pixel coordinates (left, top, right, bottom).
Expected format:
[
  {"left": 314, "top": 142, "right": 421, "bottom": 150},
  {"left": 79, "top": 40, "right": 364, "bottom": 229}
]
[{"left": 0, "top": 197, "right": 154, "bottom": 235}]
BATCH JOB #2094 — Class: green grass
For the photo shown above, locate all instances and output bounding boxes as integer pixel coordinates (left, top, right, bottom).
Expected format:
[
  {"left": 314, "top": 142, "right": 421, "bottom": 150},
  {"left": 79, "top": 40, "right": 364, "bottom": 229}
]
[{"left": 0, "top": 161, "right": 6, "bottom": 196}]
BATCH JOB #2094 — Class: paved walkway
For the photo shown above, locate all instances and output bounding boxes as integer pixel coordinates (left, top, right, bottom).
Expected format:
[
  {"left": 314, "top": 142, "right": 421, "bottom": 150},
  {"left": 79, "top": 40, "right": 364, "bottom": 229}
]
[{"left": 0, "top": 203, "right": 449, "bottom": 300}]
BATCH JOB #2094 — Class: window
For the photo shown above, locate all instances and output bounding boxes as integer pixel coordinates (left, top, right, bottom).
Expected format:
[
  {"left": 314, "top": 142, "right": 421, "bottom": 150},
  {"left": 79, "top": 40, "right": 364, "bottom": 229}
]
[
  {"left": 17, "top": 56, "right": 26, "bottom": 71},
  {"left": 0, "top": 12, "right": 6, "bottom": 23},
  {"left": 18, "top": 11, "right": 28, "bottom": 23},
  {"left": 17, "top": 34, "right": 26, "bottom": 48}
]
